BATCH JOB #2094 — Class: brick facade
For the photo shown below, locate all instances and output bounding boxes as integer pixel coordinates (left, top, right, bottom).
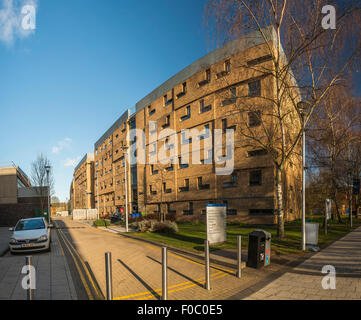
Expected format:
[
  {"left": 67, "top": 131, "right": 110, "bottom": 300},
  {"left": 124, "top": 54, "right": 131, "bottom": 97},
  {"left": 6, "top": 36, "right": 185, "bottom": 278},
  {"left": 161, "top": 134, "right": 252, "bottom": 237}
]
[{"left": 78, "top": 29, "right": 302, "bottom": 223}]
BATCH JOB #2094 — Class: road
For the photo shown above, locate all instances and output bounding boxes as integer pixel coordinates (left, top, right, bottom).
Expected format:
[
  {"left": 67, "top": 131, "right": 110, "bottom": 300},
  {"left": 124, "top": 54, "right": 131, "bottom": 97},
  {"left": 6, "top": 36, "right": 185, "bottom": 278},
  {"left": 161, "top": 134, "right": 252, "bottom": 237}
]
[{"left": 53, "top": 217, "right": 250, "bottom": 300}]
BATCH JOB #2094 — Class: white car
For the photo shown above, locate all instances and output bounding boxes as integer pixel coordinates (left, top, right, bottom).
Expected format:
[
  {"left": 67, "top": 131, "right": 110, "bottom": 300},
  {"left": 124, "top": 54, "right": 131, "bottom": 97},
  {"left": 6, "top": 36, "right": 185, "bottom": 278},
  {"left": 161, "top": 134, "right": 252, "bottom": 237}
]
[{"left": 9, "top": 218, "right": 52, "bottom": 253}]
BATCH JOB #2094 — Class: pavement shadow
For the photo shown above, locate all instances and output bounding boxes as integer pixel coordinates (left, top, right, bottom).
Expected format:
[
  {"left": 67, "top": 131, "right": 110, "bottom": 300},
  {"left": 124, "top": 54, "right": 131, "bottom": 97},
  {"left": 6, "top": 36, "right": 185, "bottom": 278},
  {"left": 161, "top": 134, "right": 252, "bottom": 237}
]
[
  {"left": 117, "top": 258, "right": 161, "bottom": 300},
  {"left": 146, "top": 255, "right": 204, "bottom": 288}
]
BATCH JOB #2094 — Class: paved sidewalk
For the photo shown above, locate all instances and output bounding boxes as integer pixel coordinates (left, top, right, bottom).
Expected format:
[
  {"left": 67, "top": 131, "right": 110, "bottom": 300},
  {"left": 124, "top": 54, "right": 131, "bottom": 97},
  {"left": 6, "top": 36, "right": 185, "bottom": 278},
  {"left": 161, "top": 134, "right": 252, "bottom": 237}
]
[
  {"left": 244, "top": 226, "right": 361, "bottom": 300},
  {"left": 0, "top": 230, "right": 77, "bottom": 300},
  {"left": 0, "top": 227, "right": 11, "bottom": 256}
]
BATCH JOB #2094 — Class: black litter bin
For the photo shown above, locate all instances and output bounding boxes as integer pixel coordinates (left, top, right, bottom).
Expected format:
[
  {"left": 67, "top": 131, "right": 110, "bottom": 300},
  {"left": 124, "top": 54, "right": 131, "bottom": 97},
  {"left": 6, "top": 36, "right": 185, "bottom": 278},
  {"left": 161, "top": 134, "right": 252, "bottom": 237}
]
[{"left": 247, "top": 230, "right": 271, "bottom": 269}]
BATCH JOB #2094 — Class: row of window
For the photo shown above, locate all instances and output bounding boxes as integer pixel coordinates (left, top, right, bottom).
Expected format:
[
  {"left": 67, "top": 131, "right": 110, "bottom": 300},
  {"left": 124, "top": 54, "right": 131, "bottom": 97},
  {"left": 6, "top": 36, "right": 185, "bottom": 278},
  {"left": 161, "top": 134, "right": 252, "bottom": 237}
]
[
  {"left": 148, "top": 169, "right": 263, "bottom": 196},
  {"left": 149, "top": 79, "right": 261, "bottom": 117}
]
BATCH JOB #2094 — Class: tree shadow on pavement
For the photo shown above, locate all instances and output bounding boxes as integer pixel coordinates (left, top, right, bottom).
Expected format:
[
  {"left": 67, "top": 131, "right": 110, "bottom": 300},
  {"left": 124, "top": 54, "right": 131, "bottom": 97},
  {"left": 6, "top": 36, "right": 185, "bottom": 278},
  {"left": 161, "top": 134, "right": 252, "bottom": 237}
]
[
  {"left": 146, "top": 255, "right": 205, "bottom": 289},
  {"left": 117, "top": 258, "right": 161, "bottom": 300}
]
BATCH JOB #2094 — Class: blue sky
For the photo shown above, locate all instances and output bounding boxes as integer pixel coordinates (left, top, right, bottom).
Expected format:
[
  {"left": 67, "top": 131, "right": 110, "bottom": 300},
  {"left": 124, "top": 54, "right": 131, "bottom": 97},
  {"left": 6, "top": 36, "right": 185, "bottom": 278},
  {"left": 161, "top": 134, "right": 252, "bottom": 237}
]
[{"left": 0, "top": 0, "right": 211, "bottom": 201}]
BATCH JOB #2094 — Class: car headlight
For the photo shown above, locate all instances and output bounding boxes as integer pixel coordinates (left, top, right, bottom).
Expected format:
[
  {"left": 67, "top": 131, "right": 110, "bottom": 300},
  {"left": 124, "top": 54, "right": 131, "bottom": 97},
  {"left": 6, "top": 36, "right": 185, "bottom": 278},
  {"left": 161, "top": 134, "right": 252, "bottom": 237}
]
[
  {"left": 38, "top": 235, "right": 48, "bottom": 242},
  {"left": 10, "top": 238, "right": 17, "bottom": 244}
]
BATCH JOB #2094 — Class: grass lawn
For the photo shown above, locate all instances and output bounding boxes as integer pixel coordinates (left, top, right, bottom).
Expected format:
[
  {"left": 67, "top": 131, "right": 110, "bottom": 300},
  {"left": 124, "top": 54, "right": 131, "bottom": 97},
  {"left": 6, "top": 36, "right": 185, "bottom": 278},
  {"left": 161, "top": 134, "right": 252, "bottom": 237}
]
[{"left": 126, "top": 215, "right": 361, "bottom": 255}]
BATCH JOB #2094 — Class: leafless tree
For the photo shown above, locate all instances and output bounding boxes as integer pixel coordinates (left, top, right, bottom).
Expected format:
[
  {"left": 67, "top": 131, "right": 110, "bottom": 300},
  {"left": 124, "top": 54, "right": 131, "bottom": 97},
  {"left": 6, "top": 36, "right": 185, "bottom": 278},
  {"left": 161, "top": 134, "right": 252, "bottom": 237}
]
[
  {"left": 308, "top": 87, "right": 361, "bottom": 222},
  {"left": 205, "top": 0, "right": 361, "bottom": 237},
  {"left": 30, "top": 153, "right": 55, "bottom": 213}
]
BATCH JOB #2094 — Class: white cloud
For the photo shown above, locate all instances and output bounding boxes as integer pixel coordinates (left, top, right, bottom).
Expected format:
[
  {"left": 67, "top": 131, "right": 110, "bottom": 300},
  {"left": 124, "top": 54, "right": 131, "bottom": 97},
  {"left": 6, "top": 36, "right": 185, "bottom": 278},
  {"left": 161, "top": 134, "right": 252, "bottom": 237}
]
[
  {"left": 52, "top": 137, "right": 72, "bottom": 154},
  {"left": 0, "top": 0, "right": 38, "bottom": 45},
  {"left": 64, "top": 156, "right": 81, "bottom": 168}
]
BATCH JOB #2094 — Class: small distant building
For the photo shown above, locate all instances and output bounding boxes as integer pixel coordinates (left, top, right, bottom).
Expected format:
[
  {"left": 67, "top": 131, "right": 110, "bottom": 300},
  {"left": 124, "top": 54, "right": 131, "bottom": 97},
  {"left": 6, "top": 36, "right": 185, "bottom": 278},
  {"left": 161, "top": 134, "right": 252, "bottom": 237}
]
[
  {"left": 71, "top": 153, "right": 95, "bottom": 210},
  {"left": 0, "top": 164, "right": 49, "bottom": 226}
]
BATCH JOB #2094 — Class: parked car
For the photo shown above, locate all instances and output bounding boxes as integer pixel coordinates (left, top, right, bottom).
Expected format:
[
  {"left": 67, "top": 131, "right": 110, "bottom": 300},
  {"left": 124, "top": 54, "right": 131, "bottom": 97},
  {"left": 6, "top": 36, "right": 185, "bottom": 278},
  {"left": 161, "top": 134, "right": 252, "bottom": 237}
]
[
  {"left": 9, "top": 217, "right": 53, "bottom": 254},
  {"left": 110, "top": 213, "right": 123, "bottom": 224}
]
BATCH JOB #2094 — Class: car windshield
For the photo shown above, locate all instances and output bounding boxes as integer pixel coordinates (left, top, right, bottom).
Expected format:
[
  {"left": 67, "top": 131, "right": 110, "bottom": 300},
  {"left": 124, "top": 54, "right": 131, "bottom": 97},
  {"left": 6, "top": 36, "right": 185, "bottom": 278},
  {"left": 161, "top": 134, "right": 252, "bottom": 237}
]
[{"left": 15, "top": 219, "right": 45, "bottom": 231}]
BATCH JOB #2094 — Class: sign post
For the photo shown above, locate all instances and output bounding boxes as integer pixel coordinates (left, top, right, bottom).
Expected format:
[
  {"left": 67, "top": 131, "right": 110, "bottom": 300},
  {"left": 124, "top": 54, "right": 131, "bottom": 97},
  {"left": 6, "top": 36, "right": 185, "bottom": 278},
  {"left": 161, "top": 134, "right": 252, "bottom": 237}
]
[{"left": 206, "top": 204, "right": 227, "bottom": 245}]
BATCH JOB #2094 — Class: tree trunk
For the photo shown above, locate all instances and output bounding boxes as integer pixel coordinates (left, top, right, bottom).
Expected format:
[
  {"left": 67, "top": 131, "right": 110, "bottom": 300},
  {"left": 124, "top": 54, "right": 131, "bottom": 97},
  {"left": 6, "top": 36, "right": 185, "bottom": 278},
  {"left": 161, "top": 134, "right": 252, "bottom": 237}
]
[
  {"left": 332, "top": 190, "right": 342, "bottom": 223},
  {"left": 276, "top": 166, "right": 285, "bottom": 238}
]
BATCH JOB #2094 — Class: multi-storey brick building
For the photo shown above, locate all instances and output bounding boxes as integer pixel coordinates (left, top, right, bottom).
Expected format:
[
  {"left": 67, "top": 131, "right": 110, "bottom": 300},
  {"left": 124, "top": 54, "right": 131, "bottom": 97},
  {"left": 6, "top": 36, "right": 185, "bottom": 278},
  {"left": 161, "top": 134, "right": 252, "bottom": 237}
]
[
  {"left": 71, "top": 153, "right": 95, "bottom": 210},
  {"left": 82, "top": 29, "right": 302, "bottom": 223}
]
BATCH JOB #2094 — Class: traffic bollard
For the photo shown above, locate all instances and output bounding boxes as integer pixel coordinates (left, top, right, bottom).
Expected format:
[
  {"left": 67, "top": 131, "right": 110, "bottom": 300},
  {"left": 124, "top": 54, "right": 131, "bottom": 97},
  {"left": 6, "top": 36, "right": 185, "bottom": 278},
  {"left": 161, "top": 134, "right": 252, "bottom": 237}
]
[
  {"left": 25, "top": 256, "right": 34, "bottom": 300},
  {"left": 237, "top": 236, "right": 242, "bottom": 278},
  {"left": 105, "top": 252, "right": 113, "bottom": 300},
  {"left": 162, "top": 247, "right": 168, "bottom": 300},
  {"left": 204, "top": 240, "right": 211, "bottom": 290}
]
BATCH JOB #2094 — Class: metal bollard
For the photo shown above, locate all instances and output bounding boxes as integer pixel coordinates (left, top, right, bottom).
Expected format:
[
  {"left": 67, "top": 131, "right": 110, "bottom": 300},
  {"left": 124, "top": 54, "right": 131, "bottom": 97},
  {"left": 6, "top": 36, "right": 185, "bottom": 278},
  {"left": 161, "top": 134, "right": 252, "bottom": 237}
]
[
  {"left": 204, "top": 240, "right": 211, "bottom": 290},
  {"left": 237, "top": 236, "right": 242, "bottom": 278},
  {"left": 105, "top": 252, "right": 113, "bottom": 300},
  {"left": 25, "top": 256, "right": 34, "bottom": 300},
  {"left": 162, "top": 247, "right": 168, "bottom": 300}
]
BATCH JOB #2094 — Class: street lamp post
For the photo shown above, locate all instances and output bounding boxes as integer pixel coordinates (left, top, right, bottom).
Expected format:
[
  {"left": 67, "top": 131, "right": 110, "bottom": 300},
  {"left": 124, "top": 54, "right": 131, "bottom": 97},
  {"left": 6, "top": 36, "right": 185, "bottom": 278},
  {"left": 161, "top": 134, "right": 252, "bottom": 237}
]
[
  {"left": 298, "top": 102, "right": 307, "bottom": 251},
  {"left": 124, "top": 151, "right": 129, "bottom": 232},
  {"left": 96, "top": 170, "right": 100, "bottom": 220},
  {"left": 45, "top": 165, "right": 51, "bottom": 224}
]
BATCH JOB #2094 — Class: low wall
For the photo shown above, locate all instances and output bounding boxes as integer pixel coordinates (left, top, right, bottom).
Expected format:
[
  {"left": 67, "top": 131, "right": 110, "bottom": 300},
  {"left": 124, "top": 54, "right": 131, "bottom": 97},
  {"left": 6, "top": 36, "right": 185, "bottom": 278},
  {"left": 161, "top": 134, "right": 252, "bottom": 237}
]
[
  {"left": 0, "top": 196, "right": 48, "bottom": 227},
  {"left": 72, "top": 209, "right": 98, "bottom": 220}
]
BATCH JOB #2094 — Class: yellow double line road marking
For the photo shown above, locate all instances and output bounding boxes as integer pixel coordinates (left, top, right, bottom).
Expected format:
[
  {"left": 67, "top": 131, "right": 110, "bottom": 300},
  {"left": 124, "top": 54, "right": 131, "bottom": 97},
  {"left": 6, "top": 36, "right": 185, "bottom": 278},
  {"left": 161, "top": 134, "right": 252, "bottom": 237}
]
[
  {"left": 56, "top": 225, "right": 103, "bottom": 300},
  {"left": 113, "top": 271, "right": 223, "bottom": 300},
  {"left": 138, "top": 272, "right": 229, "bottom": 300}
]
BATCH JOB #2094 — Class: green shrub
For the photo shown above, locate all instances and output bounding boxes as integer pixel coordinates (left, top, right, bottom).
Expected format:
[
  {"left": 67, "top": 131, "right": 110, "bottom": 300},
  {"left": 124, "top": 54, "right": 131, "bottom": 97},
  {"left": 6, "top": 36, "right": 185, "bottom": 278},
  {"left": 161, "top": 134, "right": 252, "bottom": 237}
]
[
  {"left": 130, "top": 219, "right": 178, "bottom": 233},
  {"left": 93, "top": 219, "right": 110, "bottom": 227},
  {"left": 151, "top": 221, "right": 178, "bottom": 233}
]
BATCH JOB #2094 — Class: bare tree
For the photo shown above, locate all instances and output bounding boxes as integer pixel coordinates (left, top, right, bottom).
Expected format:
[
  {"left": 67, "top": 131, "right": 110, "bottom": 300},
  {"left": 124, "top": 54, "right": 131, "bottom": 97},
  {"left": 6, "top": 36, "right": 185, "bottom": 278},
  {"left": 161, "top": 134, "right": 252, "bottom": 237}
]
[
  {"left": 308, "top": 87, "right": 361, "bottom": 222},
  {"left": 205, "top": 0, "right": 361, "bottom": 237},
  {"left": 30, "top": 153, "right": 55, "bottom": 213}
]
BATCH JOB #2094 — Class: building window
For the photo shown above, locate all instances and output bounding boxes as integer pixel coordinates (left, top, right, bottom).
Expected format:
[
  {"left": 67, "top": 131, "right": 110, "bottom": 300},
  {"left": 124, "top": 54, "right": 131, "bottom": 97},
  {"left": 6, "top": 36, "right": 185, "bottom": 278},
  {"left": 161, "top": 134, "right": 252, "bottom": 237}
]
[
  {"left": 223, "top": 173, "right": 237, "bottom": 188},
  {"left": 222, "top": 87, "right": 237, "bottom": 106},
  {"left": 148, "top": 105, "right": 155, "bottom": 116},
  {"left": 179, "top": 179, "right": 189, "bottom": 192},
  {"left": 250, "top": 170, "right": 262, "bottom": 186},
  {"left": 248, "top": 111, "right": 261, "bottom": 127},
  {"left": 200, "top": 100, "right": 212, "bottom": 113},
  {"left": 164, "top": 94, "right": 173, "bottom": 106},
  {"left": 248, "top": 80, "right": 261, "bottom": 97},
  {"left": 227, "top": 209, "right": 237, "bottom": 215},
  {"left": 178, "top": 156, "right": 189, "bottom": 169},
  {"left": 206, "top": 69, "right": 211, "bottom": 81},
  {"left": 181, "top": 132, "right": 192, "bottom": 145},
  {"left": 149, "top": 185, "right": 157, "bottom": 195},
  {"left": 200, "top": 150, "right": 212, "bottom": 164},
  {"left": 166, "top": 163, "right": 174, "bottom": 171},
  {"left": 198, "top": 69, "right": 211, "bottom": 86},
  {"left": 177, "top": 82, "right": 187, "bottom": 98},
  {"left": 199, "top": 124, "right": 210, "bottom": 140},
  {"left": 247, "top": 54, "right": 272, "bottom": 66},
  {"left": 163, "top": 183, "right": 171, "bottom": 194},
  {"left": 248, "top": 149, "right": 268, "bottom": 157},
  {"left": 151, "top": 165, "right": 159, "bottom": 175},
  {"left": 198, "top": 177, "right": 210, "bottom": 190},
  {"left": 181, "top": 106, "right": 191, "bottom": 121},
  {"left": 183, "top": 202, "right": 193, "bottom": 215},
  {"left": 250, "top": 209, "right": 274, "bottom": 215},
  {"left": 162, "top": 115, "right": 170, "bottom": 128}
]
